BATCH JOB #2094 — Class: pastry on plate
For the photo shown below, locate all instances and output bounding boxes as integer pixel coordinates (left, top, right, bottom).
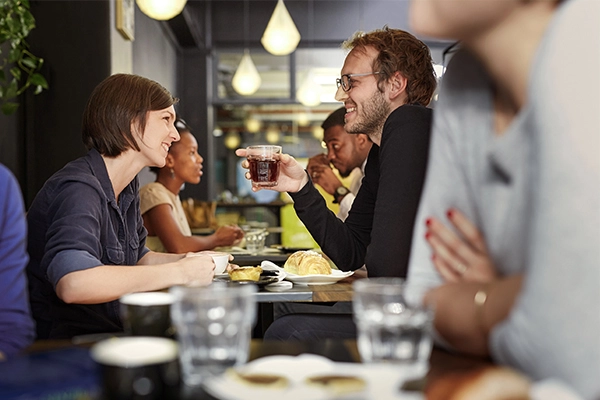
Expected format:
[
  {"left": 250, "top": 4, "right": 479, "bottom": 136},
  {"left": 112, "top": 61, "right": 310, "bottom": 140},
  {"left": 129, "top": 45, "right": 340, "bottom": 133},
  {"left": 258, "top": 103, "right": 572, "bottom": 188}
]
[
  {"left": 227, "top": 369, "right": 289, "bottom": 389},
  {"left": 228, "top": 266, "right": 263, "bottom": 282},
  {"left": 305, "top": 374, "right": 366, "bottom": 395},
  {"left": 283, "top": 250, "right": 332, "bottom": 275}
]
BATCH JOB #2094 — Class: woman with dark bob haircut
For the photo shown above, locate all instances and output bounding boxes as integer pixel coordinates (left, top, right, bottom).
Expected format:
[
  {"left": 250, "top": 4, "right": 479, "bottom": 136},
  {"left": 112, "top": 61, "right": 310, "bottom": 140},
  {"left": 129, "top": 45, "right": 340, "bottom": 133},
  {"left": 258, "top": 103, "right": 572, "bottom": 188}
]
[{"left": 26, "top": 74, "right": 218, "bottom": 339}]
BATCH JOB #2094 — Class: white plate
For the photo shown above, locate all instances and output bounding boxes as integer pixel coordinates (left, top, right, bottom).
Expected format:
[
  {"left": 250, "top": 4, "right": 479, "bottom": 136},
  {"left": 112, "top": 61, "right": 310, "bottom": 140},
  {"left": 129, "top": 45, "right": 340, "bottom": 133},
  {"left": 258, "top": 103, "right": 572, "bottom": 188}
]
[
  {"left": 284, "top": 269, "right": 354, "bottom": 285},
  {"left": 260, "top": 262, "right": 354, "bottom": 285},
  {"left": 203, "top": 354, "right": 427, "bottom": 400}
]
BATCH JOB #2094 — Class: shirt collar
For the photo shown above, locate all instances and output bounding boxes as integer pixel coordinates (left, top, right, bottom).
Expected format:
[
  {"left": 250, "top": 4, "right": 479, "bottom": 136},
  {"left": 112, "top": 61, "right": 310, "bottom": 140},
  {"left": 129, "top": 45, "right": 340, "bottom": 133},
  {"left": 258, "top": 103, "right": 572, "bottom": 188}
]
[{"left": 84, "top": 149, "right": 138, "bottom": 209}]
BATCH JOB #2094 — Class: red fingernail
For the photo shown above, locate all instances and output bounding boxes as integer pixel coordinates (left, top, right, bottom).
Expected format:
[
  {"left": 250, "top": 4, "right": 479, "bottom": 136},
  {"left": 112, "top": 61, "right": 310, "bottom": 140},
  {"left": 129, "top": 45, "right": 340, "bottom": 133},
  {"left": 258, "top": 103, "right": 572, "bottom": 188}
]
[
  {"left": 425, "top": 218, "right": 432, "bottom": 227},
  {"left": 447, "top": 209, "right": 454, "bottom": 218},
  {"left": 425, "top": 232, "right": 431, "bottom": 240},
  {"left": 431, "top": 254, "right": 436, "bottom": 261}
]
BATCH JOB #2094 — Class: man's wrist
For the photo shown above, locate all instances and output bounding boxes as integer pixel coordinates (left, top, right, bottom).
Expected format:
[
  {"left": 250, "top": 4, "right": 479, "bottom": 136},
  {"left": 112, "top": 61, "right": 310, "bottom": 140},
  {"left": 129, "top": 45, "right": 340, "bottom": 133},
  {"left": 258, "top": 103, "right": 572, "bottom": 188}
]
[{"left": 333, "top": 186, "right": 350, "bottom": 203}]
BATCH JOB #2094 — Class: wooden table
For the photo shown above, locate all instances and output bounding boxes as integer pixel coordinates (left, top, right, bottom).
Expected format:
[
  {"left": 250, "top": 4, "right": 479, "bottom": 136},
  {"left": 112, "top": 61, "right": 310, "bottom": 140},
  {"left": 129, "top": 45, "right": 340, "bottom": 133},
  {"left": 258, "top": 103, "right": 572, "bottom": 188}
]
[
  {"left": 20, "top": 338, "right": 493, "bottom": 399},
  {"left": 256, "top": 282, "right": 353, "bottom": 303}
]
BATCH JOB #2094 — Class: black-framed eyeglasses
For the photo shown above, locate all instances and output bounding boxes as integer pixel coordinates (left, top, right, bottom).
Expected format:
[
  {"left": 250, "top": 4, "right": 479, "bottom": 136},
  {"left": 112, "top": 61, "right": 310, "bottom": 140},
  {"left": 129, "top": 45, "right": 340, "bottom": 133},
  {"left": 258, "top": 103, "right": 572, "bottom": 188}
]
[{"left": 336, "top": 72, "right": 381, "bottom": 92}]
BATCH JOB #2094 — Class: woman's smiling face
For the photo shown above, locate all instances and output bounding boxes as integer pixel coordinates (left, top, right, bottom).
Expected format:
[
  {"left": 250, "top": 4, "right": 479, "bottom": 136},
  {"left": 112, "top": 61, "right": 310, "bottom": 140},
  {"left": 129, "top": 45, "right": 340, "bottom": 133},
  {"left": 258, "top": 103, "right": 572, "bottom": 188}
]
[{"left": 134, "top": 106, "right": 180, "bottom": 168}]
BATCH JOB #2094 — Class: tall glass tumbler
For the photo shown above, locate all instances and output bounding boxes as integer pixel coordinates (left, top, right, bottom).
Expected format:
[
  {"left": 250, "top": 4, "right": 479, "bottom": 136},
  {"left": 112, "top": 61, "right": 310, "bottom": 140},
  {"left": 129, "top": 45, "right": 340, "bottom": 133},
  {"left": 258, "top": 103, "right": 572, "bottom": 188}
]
[
  {"left": 353, "top": 278, "right": 434, "bottom": 366},
  {"left": 170, "top": 283, "right": 257, "bottom": 387}
]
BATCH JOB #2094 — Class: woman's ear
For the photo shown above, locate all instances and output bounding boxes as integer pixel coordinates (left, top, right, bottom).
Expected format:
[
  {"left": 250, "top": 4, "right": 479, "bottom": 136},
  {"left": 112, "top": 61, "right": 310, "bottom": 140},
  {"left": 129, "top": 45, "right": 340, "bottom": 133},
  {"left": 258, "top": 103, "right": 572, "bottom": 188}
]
[
  {"left": 388, "top": 71, "right": 408, "bottom": 101},
  {"left": 164, "top": 153, "right": 176, "bottom": 169}
]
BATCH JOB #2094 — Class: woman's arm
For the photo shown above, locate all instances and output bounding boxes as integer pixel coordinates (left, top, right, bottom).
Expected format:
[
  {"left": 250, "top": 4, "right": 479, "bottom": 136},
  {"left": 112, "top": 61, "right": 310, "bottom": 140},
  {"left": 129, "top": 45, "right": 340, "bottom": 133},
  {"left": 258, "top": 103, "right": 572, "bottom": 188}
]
[
  {"left": 55, "top": 251, "right": 215, "bottom": 304},
  {"left": 143, "top": 204, "right": 243, "bottom": 253},
  {"left": 425, "top": 275, "right": 523, "bottom": 356}
]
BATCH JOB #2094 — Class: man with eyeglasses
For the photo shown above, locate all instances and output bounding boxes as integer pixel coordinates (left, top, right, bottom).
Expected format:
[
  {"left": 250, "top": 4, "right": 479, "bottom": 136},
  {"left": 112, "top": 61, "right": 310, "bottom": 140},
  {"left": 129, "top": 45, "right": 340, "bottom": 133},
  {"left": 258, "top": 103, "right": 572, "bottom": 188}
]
[{"left": 237, "top": 27, "right": 436, "bottom": 340}]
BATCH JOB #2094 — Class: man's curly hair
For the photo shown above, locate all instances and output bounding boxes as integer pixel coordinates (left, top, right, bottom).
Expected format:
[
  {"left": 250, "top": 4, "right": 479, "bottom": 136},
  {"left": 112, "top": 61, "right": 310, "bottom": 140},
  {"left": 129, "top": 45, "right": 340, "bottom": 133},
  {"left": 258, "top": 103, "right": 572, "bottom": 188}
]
[{"left": 343, "top": 26, "right": 437, "bottom": 106}]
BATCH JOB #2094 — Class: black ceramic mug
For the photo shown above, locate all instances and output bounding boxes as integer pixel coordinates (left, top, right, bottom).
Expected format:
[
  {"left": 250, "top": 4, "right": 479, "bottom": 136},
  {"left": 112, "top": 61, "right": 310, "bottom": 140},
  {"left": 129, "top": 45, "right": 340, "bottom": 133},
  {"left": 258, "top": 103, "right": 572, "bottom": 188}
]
[
  {"left": 90, "top": 337, "right": 180, "bottom": 400},
  {"left": 120, "top": 292, "right": 175, "bottom": 338}
]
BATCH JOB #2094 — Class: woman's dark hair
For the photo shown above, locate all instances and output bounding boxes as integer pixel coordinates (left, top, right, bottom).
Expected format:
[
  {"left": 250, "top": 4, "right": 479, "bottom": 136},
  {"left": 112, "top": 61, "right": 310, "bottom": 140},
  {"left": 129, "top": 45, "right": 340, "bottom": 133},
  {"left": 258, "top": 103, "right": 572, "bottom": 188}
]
[
  {"left": 82, "top": 74, "right": 179, "bottom": 157},
  {"left": 343, "top": 26, "right": 437, "bottom": 106}
]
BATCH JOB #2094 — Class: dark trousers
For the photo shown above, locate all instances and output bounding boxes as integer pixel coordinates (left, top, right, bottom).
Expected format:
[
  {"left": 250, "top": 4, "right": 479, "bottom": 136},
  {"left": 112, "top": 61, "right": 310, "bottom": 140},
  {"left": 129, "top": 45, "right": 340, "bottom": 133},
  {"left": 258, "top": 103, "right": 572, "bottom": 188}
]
[{"left": 264, "top": 313, "right": 357, "bottom": 341}]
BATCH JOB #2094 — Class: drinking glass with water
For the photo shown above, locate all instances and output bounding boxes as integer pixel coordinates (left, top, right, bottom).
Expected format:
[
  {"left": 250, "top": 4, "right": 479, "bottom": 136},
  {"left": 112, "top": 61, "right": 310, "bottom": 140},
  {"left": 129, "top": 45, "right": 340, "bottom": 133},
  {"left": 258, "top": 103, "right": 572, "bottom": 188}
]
[
  {"left": 170, "top": 283, "right": 257, "bottom": 387},
  {"left": 353, "top": 278, "right": 434, "bottom": 367}
]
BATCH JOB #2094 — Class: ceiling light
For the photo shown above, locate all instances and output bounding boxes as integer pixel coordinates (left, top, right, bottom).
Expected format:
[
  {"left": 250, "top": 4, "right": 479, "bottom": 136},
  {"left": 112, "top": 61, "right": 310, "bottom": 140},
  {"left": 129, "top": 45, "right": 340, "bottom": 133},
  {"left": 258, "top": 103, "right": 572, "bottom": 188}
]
[
  {"left": 312, "top": 126, "right": 324, "bottom": 141},
  {"left": 265, "top": 126, "right": 280, "bottom": 144},
  {"left": 296, "top": 73, "right": 321, "bottom": 107},
  {"left": 261, "top": 0, "right": 301, "bottom": 56},
  {"left": 232, "top": 51, "right": 262, "bottom": 96},
  {"left": 224, "top": 131, "right": 241, "bottom": 150},
  {"left": 136, "top": 0, "right": 187, "bottom": 20},
  {"left": 245, "top": 117, "right": 261, "bottom": 133}
]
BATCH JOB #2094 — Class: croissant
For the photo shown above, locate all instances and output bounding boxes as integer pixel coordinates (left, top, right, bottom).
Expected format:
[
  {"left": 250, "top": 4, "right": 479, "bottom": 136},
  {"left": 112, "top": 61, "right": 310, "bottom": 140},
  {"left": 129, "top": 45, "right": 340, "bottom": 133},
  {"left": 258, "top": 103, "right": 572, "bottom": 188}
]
[
  {"left": 284, "top": 251, "right": 332, "bottom": 275},
  {"left": 229, "top": 266, "right": 263, "bottom": 281}
]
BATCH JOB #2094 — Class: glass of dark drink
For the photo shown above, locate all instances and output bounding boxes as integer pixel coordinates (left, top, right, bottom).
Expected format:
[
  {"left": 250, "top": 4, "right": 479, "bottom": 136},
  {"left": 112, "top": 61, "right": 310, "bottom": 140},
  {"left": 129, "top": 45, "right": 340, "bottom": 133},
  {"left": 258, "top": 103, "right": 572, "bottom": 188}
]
[{"left": 246, "top": 145, "right": 282, "bottom": 187}]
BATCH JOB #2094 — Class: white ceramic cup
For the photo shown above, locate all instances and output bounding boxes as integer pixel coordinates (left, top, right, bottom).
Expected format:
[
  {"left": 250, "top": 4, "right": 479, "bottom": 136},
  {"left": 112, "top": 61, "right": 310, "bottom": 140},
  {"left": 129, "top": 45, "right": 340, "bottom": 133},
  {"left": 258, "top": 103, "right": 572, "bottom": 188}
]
[{"left": 210, "top": 253, "right": 229, "bottom": 274}]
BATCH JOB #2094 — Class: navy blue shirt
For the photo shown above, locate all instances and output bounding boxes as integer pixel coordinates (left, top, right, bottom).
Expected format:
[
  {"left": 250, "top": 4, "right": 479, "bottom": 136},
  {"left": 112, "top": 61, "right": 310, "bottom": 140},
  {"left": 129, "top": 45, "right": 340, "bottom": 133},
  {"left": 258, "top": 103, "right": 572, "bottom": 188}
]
[{"left": 27, "top": 149, "right": 149, "bottom": 339}]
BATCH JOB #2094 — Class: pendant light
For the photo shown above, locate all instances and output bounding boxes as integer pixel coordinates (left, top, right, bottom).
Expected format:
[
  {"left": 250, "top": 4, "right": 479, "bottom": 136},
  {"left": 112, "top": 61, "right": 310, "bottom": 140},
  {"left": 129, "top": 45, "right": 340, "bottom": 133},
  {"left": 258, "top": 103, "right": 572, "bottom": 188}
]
[
  {"left": 297, "top": 72, "right": 321, "bottom": 107},
  {"left": 136, "top": 0, "right": 187, "bottom": 20},
  {"left": 296, "top": 0, "right": 319, "bottom": 107},
  {"left": 232, "top": 1, "right": 261, "bottom": 96},
  {"left": 261, "top": 0, "right": 301, "bottom": 56},
  {"left": 232, "top": 50, "right": 261, "bottom": 96}
]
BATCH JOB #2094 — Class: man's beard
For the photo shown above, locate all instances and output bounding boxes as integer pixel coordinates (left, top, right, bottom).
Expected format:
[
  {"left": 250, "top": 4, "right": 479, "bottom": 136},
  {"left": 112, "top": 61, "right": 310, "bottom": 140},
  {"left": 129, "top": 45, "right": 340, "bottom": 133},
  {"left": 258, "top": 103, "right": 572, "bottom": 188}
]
[{"left": 345, "top": 90, "right": 389, "bottom": 144}]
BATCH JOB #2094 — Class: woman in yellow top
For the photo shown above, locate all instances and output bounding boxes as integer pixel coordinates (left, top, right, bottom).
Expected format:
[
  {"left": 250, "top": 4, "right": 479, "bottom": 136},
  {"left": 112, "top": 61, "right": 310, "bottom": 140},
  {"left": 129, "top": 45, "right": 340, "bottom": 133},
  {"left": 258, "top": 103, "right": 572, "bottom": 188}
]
[{"left": 140, "top": 119, "right": 244, "bottom": 252}]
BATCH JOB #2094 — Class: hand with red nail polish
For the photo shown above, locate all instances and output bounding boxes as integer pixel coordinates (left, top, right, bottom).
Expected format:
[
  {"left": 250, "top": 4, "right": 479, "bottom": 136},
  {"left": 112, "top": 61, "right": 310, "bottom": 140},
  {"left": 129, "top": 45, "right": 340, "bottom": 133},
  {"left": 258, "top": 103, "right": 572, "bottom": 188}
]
[{"left": 425, "top": 209, "right": 497, "bottom": 283}]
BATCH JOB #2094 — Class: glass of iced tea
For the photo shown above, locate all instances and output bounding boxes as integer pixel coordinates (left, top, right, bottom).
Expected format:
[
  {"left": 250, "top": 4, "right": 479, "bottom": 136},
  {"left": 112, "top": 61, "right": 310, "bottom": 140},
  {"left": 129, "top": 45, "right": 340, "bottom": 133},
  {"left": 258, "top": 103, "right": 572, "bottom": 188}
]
[{"left": 246, "top": 145, "right": 282, "bottom": 187}]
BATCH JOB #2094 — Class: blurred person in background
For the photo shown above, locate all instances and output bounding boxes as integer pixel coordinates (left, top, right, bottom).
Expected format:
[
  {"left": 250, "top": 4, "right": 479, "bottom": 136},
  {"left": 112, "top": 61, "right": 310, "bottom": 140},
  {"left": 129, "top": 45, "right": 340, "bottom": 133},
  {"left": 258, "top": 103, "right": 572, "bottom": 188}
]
[
  {"left": 0, "top": 164, "right": 35, "bottom": 359},
  {"left": 307, "top": 107, "right": 372, "bottom": 221},
  {"left": 408, "top": 0, "right": 599, "bottom": 398},
  {"left": 140, "top": 118, "right": 244, "bottom": 252}
]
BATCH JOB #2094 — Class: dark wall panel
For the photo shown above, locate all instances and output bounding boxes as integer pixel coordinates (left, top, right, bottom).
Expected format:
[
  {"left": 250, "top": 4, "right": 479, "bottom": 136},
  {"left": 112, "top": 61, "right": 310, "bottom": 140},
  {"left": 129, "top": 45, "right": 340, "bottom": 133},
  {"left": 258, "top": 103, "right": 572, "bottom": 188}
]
[{"left": 24, "top": 0, "right": 111, "bottom": 206}]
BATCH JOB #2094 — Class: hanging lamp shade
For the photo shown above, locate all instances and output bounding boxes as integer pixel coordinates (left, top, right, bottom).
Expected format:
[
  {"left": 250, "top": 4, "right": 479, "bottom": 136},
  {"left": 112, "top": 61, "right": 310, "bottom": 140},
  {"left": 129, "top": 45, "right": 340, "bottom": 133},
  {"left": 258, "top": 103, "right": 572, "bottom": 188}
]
[
  {"left": 136, "top": 0, "right": 187, "bottom": 20},
  {"left": 261, "top": 0, "right": 301, "bottom": 56},
  {"left": 296, "top": 73, "right": 321, "bottom": 107},
  {"left": 232, "top": 51, "right": 262, "bottom": 96}
]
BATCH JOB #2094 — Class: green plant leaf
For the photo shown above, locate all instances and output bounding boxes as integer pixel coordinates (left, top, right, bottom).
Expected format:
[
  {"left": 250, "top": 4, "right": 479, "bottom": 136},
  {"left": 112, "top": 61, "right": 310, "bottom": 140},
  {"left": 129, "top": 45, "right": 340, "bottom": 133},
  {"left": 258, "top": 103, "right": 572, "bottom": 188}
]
[
  {"left": 10, "top": 66, "right": 21, "bottom": 80},
  {"left": 21, "top": 56, "right": 36, "bottom": 69},
  {"left": 8, "top": 47, "right": 21, "bottom": 63},
  {"left": 0, "top": 0, "right": 49, "bottom": 108},
  {"left": 1, "top": 101, "right": 19, "bottom": 115},
  {"left": 30, "top": 72, "right": 48, "bottom": 88}
]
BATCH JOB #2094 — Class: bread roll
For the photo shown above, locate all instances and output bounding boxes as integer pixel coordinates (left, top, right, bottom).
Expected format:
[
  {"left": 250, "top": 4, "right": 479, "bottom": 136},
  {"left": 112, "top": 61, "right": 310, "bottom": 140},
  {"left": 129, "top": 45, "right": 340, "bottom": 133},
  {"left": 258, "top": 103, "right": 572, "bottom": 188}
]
[
  {"left": 283, "top": 250, "right": 332, "bottom": 275},
  {"left": 229, "top": 266, "right": 263, "bottom": 281}
]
